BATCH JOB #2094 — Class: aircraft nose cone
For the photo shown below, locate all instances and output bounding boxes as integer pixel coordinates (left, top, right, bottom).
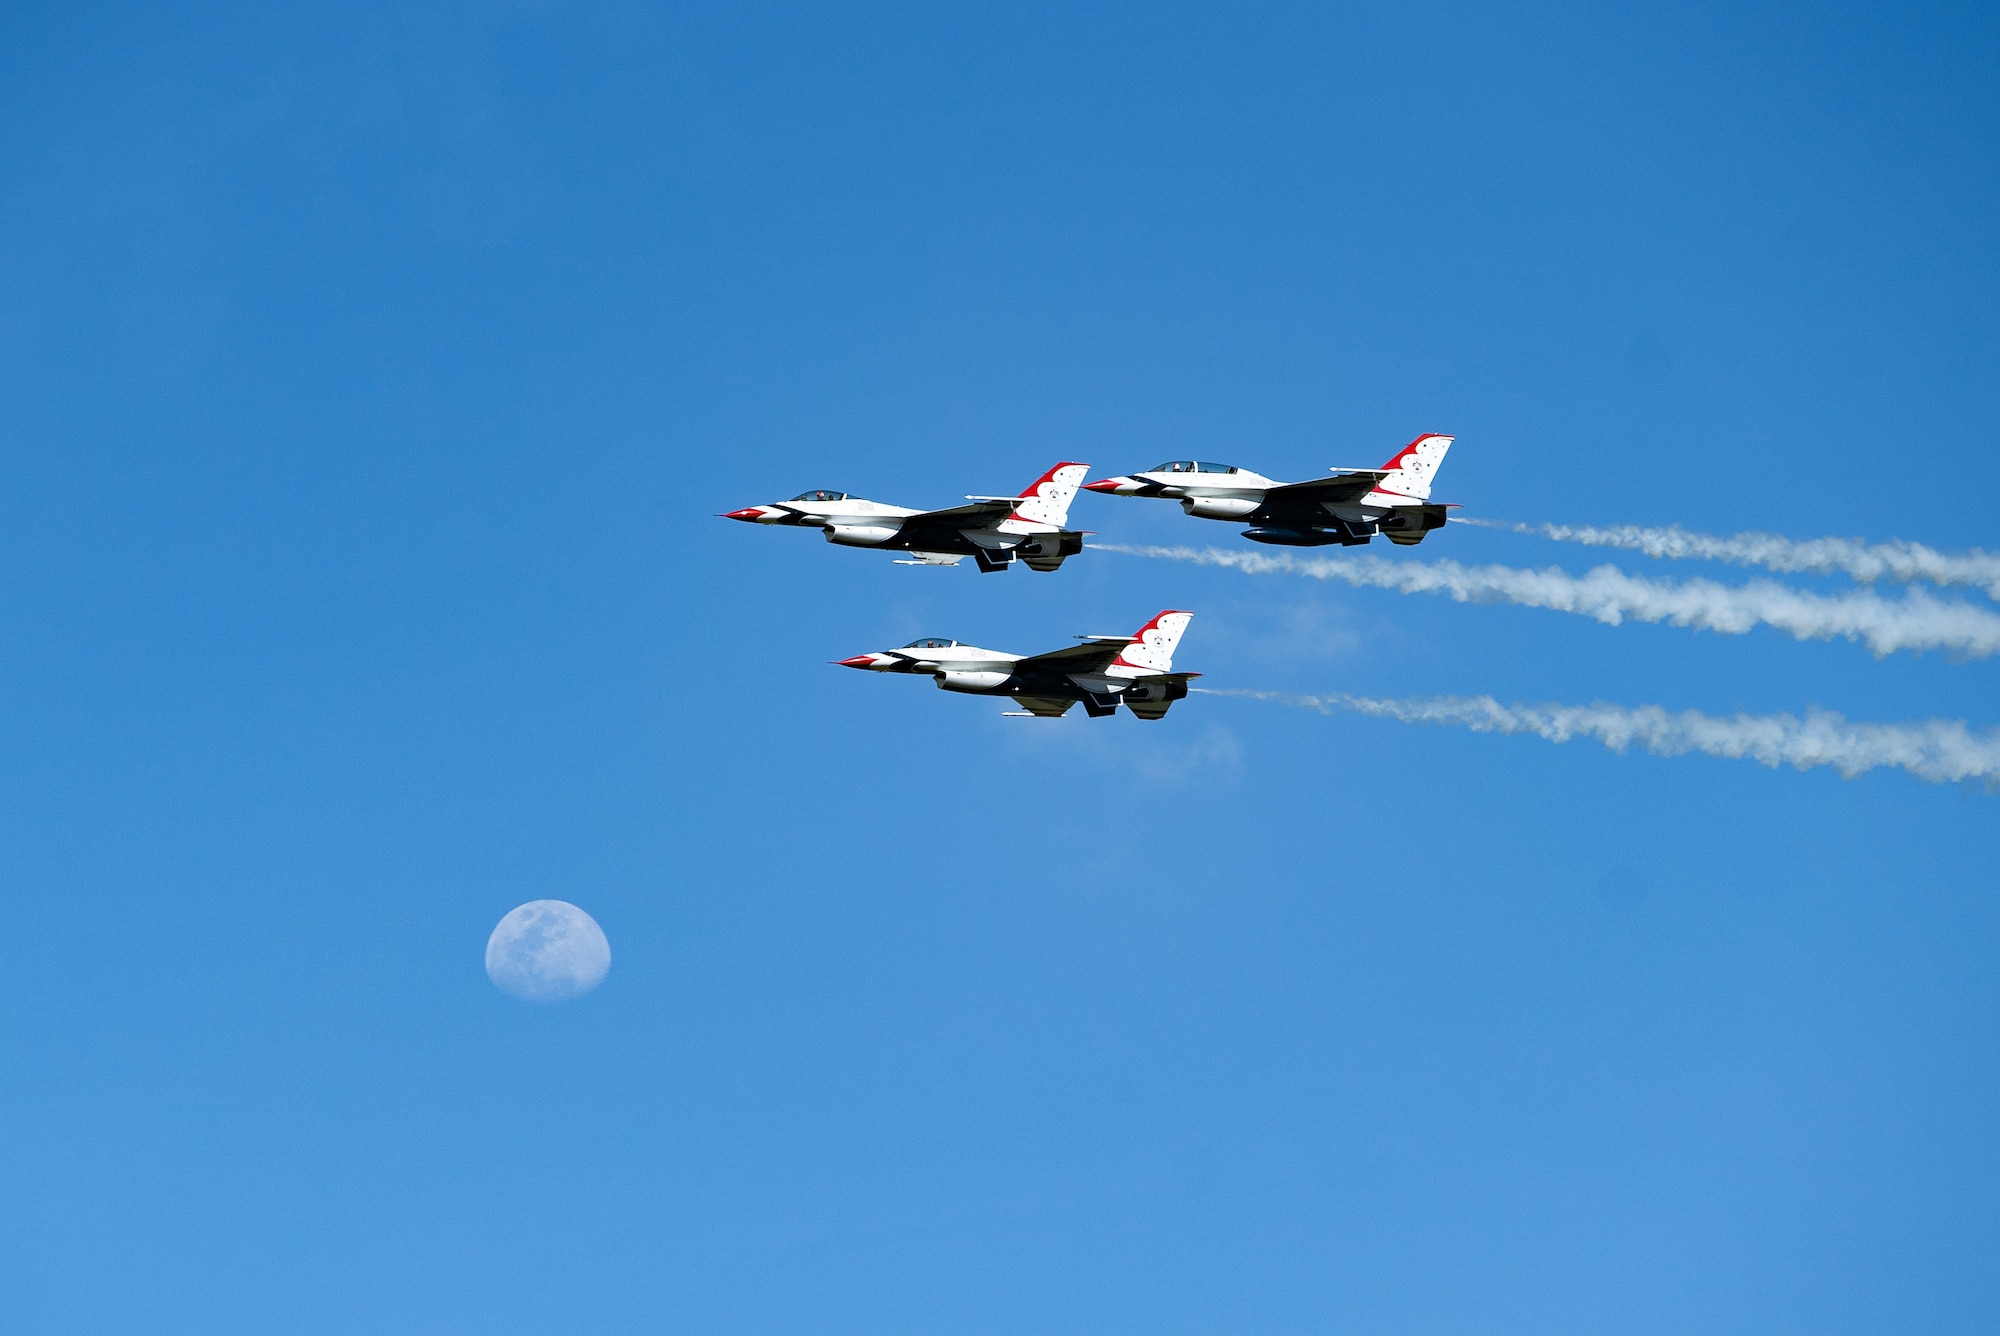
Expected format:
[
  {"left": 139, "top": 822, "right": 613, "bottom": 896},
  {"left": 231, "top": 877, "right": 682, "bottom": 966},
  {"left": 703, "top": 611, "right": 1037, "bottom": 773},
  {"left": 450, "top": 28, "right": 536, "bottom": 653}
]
[
  {"left": 721, "top": 507, "right": 766, "bottom": 522},
  {"left": 836, "top": 655, "right": 879, "bottom": 669},
  {"left": 1082, "top": 478, "right": 1125, "bottom": 493}
]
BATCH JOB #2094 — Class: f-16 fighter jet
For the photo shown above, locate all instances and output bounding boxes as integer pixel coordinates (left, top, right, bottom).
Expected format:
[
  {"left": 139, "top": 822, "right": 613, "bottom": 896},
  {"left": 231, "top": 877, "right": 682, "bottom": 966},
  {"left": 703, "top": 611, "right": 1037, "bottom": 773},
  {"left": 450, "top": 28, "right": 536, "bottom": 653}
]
[
  {"left": 1083, "top": 433, "right": 1456, "bottom": 547},
  {"left": 723, "top": 462, "right": 1090, "bottom": 572},
  {"left": 838, "top": 610, "right": 1198, "bottom": 720}
]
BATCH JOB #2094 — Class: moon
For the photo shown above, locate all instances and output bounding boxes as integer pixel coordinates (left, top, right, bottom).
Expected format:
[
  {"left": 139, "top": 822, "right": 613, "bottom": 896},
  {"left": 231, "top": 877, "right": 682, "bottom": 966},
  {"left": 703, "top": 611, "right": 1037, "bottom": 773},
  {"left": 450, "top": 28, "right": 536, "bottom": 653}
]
[{"left": 485, "top": 900, "right": 611, "bottom": 1001}]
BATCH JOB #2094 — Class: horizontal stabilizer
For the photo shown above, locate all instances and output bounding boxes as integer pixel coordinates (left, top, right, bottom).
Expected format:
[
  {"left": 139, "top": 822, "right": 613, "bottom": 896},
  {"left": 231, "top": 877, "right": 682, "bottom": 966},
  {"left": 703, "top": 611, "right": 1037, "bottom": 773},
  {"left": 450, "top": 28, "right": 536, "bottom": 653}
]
[
  {"left": 1377, "top": 504, "right": 1449, "bottom": 545},
  {"left": 1121, "top": 670, "right": 1198, "bottom": 720}
]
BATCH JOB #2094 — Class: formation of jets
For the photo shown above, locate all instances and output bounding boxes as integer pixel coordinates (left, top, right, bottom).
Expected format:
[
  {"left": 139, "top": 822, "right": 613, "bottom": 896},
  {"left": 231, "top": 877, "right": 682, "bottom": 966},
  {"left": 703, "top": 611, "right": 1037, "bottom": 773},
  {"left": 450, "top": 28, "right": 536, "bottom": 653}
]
[{"left": 725, "top": 434, "right": 1458, "bottom": 721}]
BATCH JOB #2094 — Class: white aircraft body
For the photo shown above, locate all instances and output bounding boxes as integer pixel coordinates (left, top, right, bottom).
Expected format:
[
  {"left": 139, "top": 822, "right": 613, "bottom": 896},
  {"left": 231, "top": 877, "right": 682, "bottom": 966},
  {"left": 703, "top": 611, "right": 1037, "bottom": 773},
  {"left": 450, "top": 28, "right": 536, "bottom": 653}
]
[
  {"left": 724, "top": 462, "right": 1090, "bottom": 572},
  {"left": 1083, "top": 433, "right": 1456, "bottom": 547},
  {"left": 838, "top": 611, "right": 1198, "bottom": 720}
]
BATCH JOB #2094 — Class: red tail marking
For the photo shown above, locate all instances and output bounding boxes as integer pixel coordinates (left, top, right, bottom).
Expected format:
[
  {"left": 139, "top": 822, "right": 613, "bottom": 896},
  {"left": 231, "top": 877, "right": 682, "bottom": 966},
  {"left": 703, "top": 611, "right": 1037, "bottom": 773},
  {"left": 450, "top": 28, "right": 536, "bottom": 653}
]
[
  {"left": 1018, "top": 461, "right": 1088, "bottom": 498},
  {"left": 1376, "top": 433, "right": 1448, "bottom": 471},
  {"left": 1128, "top": 609, "right": 1192, "bottom": 637}
]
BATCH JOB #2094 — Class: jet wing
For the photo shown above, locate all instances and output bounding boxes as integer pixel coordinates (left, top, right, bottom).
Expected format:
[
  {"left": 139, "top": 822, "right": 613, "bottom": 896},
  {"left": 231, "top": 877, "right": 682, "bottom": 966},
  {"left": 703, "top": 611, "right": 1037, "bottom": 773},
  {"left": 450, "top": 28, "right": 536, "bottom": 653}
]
[
  {"left": 893, "top": 498, "right": 1020, "bottom": 541},
  {"left": 1254, "top": 472, "right": 1387, "bottom": 523},
  {"left": 1011, "top": 638, "right": 1135, "bottom": 675}
]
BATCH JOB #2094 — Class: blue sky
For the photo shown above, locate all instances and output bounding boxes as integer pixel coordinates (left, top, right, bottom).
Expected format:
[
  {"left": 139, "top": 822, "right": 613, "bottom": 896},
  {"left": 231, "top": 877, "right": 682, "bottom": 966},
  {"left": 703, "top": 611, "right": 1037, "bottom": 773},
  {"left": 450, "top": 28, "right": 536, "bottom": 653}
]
[{"left": 2, "top": 2, "right": 1997, "bottom": 1331}]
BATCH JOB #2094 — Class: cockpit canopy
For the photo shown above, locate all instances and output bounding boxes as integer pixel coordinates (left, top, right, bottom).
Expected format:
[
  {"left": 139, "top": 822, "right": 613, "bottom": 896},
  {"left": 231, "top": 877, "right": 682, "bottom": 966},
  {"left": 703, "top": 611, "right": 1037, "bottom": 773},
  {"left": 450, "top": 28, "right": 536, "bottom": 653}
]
[
  {"left": 788, "top": 490, "right": 849, "bottom": 501},
  {"left": 903, "top": 637, "right": 958, "bottom": 649},
  {"left": 1150, "top": 461, "right": 1238, "bottom": 474}
]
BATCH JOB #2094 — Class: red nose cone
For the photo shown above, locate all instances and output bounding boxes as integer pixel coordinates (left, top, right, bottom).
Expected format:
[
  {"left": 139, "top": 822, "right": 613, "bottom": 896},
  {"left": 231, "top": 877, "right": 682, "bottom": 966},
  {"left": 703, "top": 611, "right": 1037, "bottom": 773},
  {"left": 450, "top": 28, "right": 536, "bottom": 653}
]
[
  {"left": 1082, "top": 479, "right": 1122, "bottom": 493},
  {"left": 722, "top": 507, "right": 765, "bottom": 521},
  {"left": 836, "top": 655, "right": 878, "bottom": 669}
]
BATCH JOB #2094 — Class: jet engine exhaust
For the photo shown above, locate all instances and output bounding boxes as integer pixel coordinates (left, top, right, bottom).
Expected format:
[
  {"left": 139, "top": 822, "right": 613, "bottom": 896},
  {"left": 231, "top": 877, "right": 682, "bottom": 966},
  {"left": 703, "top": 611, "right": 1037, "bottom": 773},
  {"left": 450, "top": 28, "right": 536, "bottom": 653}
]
[
  {"left": 1197, "top": 688, "right": 2000, "bottom": 788},
  {"left": 1459, "top": 517, "right": 2000, "bottom": 601},
  {"left": 1094, "top": 543, "right": 2000, "bottom": 660}
]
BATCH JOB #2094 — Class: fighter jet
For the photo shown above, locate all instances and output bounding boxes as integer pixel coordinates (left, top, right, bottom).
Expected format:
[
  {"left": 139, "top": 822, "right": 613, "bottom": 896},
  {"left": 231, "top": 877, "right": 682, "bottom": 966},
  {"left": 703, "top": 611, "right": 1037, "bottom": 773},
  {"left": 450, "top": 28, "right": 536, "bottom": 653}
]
[
  {"left": 722, "top": 462, "right": 1090, "bottom": 572},
  {"left": 1083, "top": 433, "right": 1455, "bottom": 547},
  {"left": 838, "top": 610, "right": 1198, "bottom": 720}
]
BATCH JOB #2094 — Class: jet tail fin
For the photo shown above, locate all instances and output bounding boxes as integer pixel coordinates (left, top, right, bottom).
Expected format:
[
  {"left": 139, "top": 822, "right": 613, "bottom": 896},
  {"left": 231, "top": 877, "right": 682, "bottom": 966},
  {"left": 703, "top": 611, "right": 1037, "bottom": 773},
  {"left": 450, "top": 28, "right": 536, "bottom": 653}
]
[
  {"left": 1009, "top": 462, "right": 1090, "bottom": 527},
  {"left": 1111, "top": 610, "right": 1193, "bottom": 673},
  {"left": 1372, "top": 434, "right": 1454, "bottom": 500}
]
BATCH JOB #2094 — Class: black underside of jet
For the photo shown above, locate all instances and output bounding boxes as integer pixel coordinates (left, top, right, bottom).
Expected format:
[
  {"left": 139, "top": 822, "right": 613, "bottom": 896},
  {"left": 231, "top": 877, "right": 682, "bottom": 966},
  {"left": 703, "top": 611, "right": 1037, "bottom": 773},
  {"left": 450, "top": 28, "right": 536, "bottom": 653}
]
[
  {"left": 992, "top": 670, "right": 1193, "bottom": 720},
  {"left": 889, "top": 525, "right": 1087, "bottom": 571},
  {"left": 1241, "top": 502, "right": 1448, "bottom": 547}
]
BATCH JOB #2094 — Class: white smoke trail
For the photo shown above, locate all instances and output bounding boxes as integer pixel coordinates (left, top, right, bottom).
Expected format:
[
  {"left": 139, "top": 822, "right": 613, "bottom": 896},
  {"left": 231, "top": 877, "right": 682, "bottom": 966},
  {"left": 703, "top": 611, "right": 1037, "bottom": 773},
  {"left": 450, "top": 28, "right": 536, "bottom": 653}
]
[
  {"left": 1198, "top": 688, "right": 2000, "bottom": 787},
  {"left": 1094, "top": 544, "right": 2000, "bottom": 660},
  {"left": 1457, "top": 517, "right": 2000, "bottom": 600}
]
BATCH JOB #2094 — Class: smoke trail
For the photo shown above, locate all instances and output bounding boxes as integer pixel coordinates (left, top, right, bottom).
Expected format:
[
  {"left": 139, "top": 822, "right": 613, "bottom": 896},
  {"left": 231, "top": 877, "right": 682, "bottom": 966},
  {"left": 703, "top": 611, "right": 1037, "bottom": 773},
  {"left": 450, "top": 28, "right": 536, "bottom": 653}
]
[
  {"left": 1457, "top": 517, "right": 2000, "bottom": 600},
  {"left": 1094, "top": 544, "right": 2000, "bottom": 659},
  {"left": 1199, "top": 688, "right": 2000, "bottom": 787}
]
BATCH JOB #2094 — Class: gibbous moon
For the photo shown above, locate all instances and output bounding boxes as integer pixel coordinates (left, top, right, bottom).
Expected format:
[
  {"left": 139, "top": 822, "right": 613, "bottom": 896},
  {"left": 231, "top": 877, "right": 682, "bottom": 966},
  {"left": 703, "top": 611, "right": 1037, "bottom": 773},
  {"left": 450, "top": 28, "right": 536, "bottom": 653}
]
[{"left": 485, "top": 900, "right": 611, "bottom": 1001}]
